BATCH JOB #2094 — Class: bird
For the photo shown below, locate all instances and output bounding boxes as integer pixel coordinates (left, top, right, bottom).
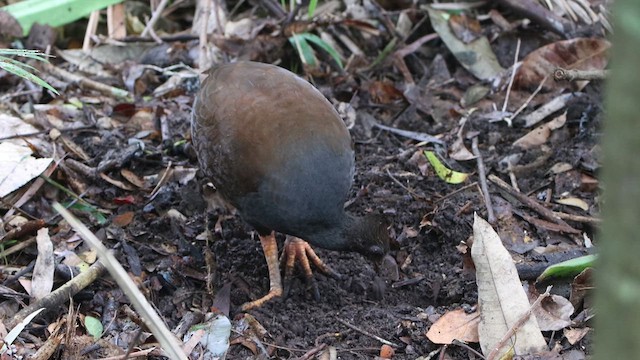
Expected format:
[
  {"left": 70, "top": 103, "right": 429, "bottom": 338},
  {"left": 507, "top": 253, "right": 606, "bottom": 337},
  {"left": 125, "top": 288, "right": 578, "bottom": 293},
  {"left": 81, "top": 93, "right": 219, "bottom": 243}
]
[{"left": 191, "top": 61, "right": 391, "bottom": 310}]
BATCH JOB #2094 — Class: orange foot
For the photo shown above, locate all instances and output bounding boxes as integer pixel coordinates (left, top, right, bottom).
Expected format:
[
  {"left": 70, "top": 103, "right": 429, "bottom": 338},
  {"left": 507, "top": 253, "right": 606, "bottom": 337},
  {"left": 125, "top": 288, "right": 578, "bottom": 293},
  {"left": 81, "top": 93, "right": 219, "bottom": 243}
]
[
  {"left": 240, "top": 232, "right": 283, "bottom": 311},
  {"left": 280, "top": 236, "right": 343, "bottom": 301}
]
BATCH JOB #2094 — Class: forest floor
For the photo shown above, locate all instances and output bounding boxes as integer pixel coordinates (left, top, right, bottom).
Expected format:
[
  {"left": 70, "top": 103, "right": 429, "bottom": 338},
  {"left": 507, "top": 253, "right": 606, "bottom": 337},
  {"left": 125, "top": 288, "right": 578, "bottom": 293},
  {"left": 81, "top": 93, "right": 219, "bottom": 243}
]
[{"left": 0, "top": 1, "right": 605, "bottom": 359}]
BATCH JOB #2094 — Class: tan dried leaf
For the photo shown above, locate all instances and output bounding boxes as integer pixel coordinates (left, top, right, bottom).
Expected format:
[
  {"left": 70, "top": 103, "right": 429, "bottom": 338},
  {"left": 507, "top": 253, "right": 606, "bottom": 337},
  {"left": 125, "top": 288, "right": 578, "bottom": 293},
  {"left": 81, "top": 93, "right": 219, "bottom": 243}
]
[{"left": 426, "top": 309, "right": 480, "bottom": 344}]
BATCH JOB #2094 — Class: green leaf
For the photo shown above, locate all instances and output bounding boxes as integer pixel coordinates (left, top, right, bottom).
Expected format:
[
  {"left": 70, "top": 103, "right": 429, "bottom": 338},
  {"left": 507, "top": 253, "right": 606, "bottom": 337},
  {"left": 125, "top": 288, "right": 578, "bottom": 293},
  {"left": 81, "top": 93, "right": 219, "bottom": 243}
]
[
  {"left": 70, "top": 203, "right": 108, "bottom": 225},
  {"left": 291, "top": 32, "right": 343, "bottom": 69},
  {"left": 0, "top": 59, "right": 59, "bottom": 94},
  {"left": 369, "top": 38, "right": 397, "bottom": 69},
  {"left": 308, "top": 0, "right": 318, "bottom": 18},
  {"left": 537, "top": 254, "right": 597, "bottom": 282},
  {"left": 1, "top": 0, "right": 125, "bottom": 35},
  {"left": 424, "top": 151, "right": 469, "bottom": 184},
  {"left": 84, "top": 315, "right": 103, "bottom": 339},
  {"left": 289, "top": 34, "right": 318, "bottom": 67}
]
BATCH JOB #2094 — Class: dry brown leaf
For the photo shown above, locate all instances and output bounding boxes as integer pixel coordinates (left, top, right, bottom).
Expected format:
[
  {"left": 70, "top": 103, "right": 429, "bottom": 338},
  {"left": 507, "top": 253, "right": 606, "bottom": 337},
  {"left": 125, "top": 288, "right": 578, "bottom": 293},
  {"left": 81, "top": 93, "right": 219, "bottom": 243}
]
[
  {"left": 369, "top": 81, "right": 405, "bottom": 104},
  {"left": 471, "top": 214, "right": 547, "bottom": 356},
  {"left": 513, "top": 112, "right": 566, "bottom": 150},
  {"left": 449, "top": 118, "right": 476, "bottom": 161},
  {"left": 121, "top": 168, "right": 149, "bottom": 189},
  {"left": 570, "top": 268, "right": 593, "bottom": 309},
  {"left": 99, "top": 172, "right": 135, "bottom": 191},
  {"left": 112, "top": 211, "right": 135, "bottom": 227},
  {"left": 579, "top": 173, "right": 599, "bottom": 192},
  {"left": 59, "top": 136, "right": 90, "bottom": 161},
  {"left": 129, "top": 108, "right": 156, "bottom": 132},
  {"left": 549, "top": 162, "right": 573, "bottom": 174},
  {"left": 426, "top": 308, "right": 480, "bottom": 344},
  {"left": 564, "top": 327, "right": 591, "bottom": 345},
  {"left": 527, "top": 285, "right": 574, "bottom": 331},
  {"left": 555, "top": 197, "right": 589, "bottom": 211},
  {"left": 515, "top": 38, "right": 610, "bottom": 90}
]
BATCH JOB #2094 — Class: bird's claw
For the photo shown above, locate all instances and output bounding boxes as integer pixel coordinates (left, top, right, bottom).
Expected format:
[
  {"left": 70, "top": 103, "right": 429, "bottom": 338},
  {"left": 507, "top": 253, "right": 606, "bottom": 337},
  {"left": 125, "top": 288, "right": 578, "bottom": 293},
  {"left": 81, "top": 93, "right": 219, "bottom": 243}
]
[{"left": 280, "top": 236, "right": 343, "bottom": 300}]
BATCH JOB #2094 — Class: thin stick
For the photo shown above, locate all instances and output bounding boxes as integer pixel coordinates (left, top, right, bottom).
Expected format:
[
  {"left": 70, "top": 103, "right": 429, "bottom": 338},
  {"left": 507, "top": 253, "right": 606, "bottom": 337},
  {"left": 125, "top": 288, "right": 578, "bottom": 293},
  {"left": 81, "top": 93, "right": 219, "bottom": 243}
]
[
  {"left": 386, "top": 168, "right": 427, "bottom": 200},
  {"left": 336, "top": 318, "right": 399, "bottom": 348},
  {"left": 83, "top": 11, "right": 100, "bottom": 52},
  {"left": 472, "top": 137, "right": 496, "bottom": 224},
  {"left": 553, "top": 211, "right": 601, "bottom": 224},
  {"left": 7, "top": 261, "right": 106, "bottom": 329},
  {"left": 489, "top": 175, "right": 580, "bottom": 234},
  {"left": 502, "top": 38, "right": 521, "bottom": 112},
  {"left": 487, "top": 286, "right": 552, "bottom": 360},
  {"left": 505, "top": 75, "right": 549, "bottom": 126},
  {"left": 198, "top": 0, "right": 213, "bottom": 70},
  {"left": 107, "top": 3, "right": 127, "bottom": 39},
  {"left": 452, "top": 339, "right": 485, "bottom": 359},
  {"left": 44, "top": 63, "right": 131, "bottom": 99},
  {"left": 554, "top": 68, "right": 608, "bottom": 82},
  {"left": 435, "top": 182, "right": 478, "bottom": 203},
  {"left": 142, "top": 0, "right": 170, "bottom": 37},
  {"left": 298, "top": 343, "right": 328, "bottom": 360},
  {"left": 395, "top": 33, "right": 439, "bottom": 58}
]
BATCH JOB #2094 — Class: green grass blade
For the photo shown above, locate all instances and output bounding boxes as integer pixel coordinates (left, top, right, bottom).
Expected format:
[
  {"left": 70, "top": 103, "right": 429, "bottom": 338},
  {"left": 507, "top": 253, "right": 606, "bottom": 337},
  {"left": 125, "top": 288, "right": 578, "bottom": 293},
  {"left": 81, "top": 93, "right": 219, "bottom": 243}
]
[
  {"left": 0, "top": 55, "right": 39, "bottom": 72},
  {"left": 308, "top": 0, "right": 318, "bottom": 18},
  {"left": 295, "top": 32, "right": 343, "bottom": 69},
  {"left": 0, "top": 49, "right": 53, "bottom": 62},
  {"left": 0, "top": 60, "right": 59, "bottom": 94}
]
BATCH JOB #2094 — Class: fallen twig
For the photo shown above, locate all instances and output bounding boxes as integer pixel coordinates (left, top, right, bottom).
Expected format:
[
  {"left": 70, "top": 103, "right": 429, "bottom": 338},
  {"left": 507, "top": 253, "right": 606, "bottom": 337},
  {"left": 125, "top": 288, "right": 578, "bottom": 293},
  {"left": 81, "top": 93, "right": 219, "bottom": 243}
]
[
  {"left": 43, "top": 63, "right": 131, "bottom": 99},
  {"left": 298, "top": 343, "right": 328, "bottom": 360},
  {"left": 435, "top": 181, "right": 478, "bottom": 203},
  {"left": 472, "top": 137, "right": 496, "bottom": 224},
  {"left": 505, "top": 75, "right": 548, "bottom": 126},
  {"left": 336, "top": 318, "right": 399, "bottom": 348},
  {"left": 386, "top": 168, "right": 427, "bottom": 200},
  {"left": 554, "top": 68, "right": 608, "bottom": 82},
  {"left": 522, "top": 93, "right": 579, "bottom": 128},
  {"left": 7, "top": 261, "right": 106, "bottom": 329},
  {"left": 489, "top": 174, "right": 580, "bottom": 234},
  {"left": 452, "top": 339, "right": 485, "bottom": 359},
  {"left": 362, "top": 113, "right": 443, "bottom": 145},
  {"left": 496, "top": 0, "right": 572, "bottom": 37},
  {"left": 553, "top": 211, "right": 601, "bottom": 224},
  {"left": 501, "top": 38, "right": 521, "bottom": 113},
  {"left": 142, "top": 0, "right": 170, "bottom": 38}
]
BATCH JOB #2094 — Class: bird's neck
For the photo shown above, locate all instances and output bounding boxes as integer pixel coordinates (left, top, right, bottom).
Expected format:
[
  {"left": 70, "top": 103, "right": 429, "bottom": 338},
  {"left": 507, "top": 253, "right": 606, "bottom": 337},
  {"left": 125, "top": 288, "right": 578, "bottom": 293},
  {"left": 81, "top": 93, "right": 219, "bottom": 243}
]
[{"left": 306, "top": 214, "right": 361, "bottom": 252}]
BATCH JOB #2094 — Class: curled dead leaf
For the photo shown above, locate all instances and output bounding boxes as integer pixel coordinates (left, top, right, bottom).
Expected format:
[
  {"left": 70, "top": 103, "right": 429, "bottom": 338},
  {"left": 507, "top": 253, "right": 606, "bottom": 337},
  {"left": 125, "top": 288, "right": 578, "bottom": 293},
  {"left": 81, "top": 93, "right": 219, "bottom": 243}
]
[{"left": 515, "top": 38, "right": 611, "bottom": 91}]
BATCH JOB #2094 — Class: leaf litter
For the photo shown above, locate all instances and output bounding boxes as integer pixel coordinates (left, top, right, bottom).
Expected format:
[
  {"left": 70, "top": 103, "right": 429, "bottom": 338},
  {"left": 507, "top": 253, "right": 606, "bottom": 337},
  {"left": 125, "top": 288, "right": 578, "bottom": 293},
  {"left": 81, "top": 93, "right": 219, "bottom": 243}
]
[{"left": 0, "top": 0, "right": 607, "bottom": 358}]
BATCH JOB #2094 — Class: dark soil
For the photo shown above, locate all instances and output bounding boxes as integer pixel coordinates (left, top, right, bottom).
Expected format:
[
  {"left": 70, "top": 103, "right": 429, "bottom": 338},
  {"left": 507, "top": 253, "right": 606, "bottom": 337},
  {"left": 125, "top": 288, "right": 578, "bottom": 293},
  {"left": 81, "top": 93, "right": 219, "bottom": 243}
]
[{"left": 72, "top": 78, "right": 599, "bottom": 359}]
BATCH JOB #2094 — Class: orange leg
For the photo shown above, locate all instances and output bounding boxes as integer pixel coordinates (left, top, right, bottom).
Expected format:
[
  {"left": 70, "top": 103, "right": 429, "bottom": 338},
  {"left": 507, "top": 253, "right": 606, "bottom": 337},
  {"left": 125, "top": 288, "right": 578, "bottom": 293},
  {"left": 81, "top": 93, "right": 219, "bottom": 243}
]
[
  {"left": 280, "top": 236, "right": 343, "bottom": 300},
  {"left": 240, "top": 232, "right": 283, "bottom": 311}
]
